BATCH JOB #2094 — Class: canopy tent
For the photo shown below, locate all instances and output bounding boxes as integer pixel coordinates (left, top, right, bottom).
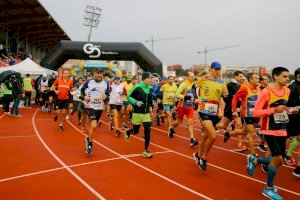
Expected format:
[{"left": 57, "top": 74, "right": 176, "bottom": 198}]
[{"left": 0, "top": 58, "right": 56, "bottom": 75}]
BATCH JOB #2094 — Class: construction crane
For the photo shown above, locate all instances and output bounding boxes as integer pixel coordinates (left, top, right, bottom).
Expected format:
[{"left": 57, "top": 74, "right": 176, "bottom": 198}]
[
  {"left": 145, "top": 36, "right": 184, "bottom": 53},
  {"left": 197, "top": 44, "right": 240, "bottom": 67}
]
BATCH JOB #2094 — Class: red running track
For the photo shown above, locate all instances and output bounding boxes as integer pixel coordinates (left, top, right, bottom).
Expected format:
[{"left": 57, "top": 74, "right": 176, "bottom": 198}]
[{"left": 0, "top": 108, "right": 299, "bottom": 199}]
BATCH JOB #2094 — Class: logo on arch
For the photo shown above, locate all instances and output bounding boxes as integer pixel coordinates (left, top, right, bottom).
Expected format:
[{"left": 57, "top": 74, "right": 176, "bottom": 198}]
[{"left": 83, "top": 43, "right": 101, "bottom": 58}]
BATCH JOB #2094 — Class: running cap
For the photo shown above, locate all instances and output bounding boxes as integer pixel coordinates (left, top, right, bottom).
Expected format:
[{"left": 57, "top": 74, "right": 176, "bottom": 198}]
[
  {"left": 210, "top": 62, "right": 222, "bottom": 69},
  {"left": 142, "top": 72, "right": 152, "bottom": 80}
]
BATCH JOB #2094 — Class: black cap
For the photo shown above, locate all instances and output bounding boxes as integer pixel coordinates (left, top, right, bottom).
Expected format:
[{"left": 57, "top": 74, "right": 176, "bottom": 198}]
[
  {"left": 94, "top": 68, "right": 104, "bottom": 74},
  {"left": 142, "top": 72, "right": 152, "bottom": 80}
]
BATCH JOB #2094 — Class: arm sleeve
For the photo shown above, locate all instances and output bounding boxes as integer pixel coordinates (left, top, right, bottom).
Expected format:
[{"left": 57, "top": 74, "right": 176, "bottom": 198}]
[
  {"left": 80, "top": 81, "right": 90, "bottom": 98},
  {"left": 126, "top": 85, "right": 138, "bottom": 105},
  {"left": 232, "top": 85, "right": 247, "bottom": 112},
  {"left": 253, "top": 88, "right": 275, "bottom": 118},
  {"left": 175, "top": 83, "right": 185, "bottom": 99}
]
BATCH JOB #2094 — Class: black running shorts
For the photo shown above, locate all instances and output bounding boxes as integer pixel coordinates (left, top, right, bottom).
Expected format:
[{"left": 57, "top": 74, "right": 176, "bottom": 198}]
[
  {"left": 54, "top": 99, "right": 69, "bottom": 110},
  {"left": 264, "top": 135, "right": 286, "bottom": 157},
  {"left": 198, "top": 112, "right": 221, "bottom": 126},
  {"left": 242, "top": 117, "right": 260, "bottom": 125},
  {"left": 110, "top": 104, "right": 122, "bottom": 111},
  {"left": 87, "top": 108, "right": 103, "bottom": 121}
]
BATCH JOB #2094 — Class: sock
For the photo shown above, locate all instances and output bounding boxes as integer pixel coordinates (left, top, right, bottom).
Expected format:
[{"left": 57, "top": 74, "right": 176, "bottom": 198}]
[
  {"left": 258, "top": 156, "right": 272, "bottom": 165},
  {"left": 267, "top": 166, "right": 277, "bottom": 187},
  {"left": 287, "top": 138, "right": 300, "bottom": 157}
]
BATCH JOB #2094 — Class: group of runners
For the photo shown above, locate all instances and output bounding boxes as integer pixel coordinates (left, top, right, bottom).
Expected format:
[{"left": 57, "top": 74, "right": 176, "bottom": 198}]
[{"left": 37, "top": 62, "right": 300, "bottom": 200}]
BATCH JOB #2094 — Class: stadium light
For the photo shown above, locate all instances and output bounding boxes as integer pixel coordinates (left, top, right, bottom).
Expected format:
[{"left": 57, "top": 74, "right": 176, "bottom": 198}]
[{"left": 83, "top": 5, "right": 102, "bottom": 42}]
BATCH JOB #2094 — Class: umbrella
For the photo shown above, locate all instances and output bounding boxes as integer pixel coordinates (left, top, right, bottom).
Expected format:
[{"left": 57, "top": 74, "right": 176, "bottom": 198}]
[{"left": 0, "top": 70, "right": 19, "bottom": 82}]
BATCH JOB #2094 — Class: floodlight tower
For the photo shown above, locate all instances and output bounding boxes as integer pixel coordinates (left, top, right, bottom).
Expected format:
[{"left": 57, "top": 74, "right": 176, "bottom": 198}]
[{"left": 83, "top": 5, "right": 102, "bottom": 42}]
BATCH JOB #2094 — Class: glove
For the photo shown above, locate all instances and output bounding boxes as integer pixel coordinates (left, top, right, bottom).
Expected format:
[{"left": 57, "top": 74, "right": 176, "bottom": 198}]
[
  {"left": 184, "top": 95, "right": 192, "bottom": 101},
  {"left": 136, "top": 101, "right": 144, "bottom": 107}
]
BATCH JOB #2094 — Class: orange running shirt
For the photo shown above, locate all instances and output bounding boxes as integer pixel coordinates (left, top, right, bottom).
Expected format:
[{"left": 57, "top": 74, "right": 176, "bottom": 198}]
[{"left": 53, "top": 77, "right": 73, "bottom": 100}]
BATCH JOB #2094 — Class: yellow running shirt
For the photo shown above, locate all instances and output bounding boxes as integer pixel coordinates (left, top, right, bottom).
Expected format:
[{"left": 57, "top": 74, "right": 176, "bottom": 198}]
[
  {"left": 196, "top": 78, "right": 228, "bottom": 115},
  {"left": 123, "top": 82, "right": 134, "bottom": 101},
  {"left": 160, "top": 83, "right": 177, "bottom": 105}
]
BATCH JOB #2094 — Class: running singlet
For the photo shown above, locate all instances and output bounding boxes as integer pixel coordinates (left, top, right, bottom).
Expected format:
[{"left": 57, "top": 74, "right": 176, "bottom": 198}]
[
  {"left": 82, "top": 79, "right": 108, "bottom": 110},
  {"left": 176, "top": 80, "right": 194, "bottom": 108},
  {"left": 109, "top": 83, "right": 124, "bottom": 105},
  {"left": 53, "top": 78, "right": 73, "bottom": 100},
  {"left": 245, "top": 85, "right": 260, "bottom": 117},
  {"left": 263, "top": 86, "right": 289, "bottom": 132},
  {"left": 122, "top": 82, "right": 133, "bottom": 101},
  {"left": 40, "top": 79, "right": 49, "bottom": 92},
  {"left": 160, "top": 83, "right": 177, "bottom": 105},
  {"left": 197, "top": 78, "right": 227, "bottom": 116}
]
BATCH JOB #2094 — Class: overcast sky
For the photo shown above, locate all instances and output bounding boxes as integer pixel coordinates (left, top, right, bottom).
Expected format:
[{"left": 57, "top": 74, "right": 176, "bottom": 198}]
[{"left": 39, "top": 0, "right": 300, "bottom": 71}]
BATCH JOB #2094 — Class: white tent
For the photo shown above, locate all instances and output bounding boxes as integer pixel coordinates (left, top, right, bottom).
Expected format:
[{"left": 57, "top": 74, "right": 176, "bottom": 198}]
[{"left": 0, "top": 58, "right": 56, "bottom": 75}]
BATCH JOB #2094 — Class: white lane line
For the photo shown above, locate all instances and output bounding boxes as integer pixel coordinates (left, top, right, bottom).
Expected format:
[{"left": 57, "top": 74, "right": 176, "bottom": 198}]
[
  {"left": 0, "top": 114, "right": 6, "bottom": 120},
  {"left": 0, "top": 135, "right": 36, "bottom": 139},
  {"left": 68, "top": 121, "right": 213, "bottom": 200},
  {"left": 0, "top": 150, "right": 171, "bottom": 183},
  {"left": 32, "top": 109, "right": 106, "bottom": 200},
  {"left": 101, "top": 121, "right": 300, "bottom": 197},
  {"left": 161, "top": 125, "right": 294, "bottom": 170}
]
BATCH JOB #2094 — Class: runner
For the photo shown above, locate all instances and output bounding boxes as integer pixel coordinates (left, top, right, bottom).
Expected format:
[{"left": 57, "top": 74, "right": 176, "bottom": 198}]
[
  {"left": 175, "top": 71, "right": 199, "bottom": 147},
  {"left": 39, "top": 74, "right": 50, "bottom": 112},
  {"left": 121, "top": 76, "right": 134, "bottom": 125},
  {"left": 126, "top": 72, "right": 153, "bottom": 158},
  {"left": 248, "top": 67, "right": 291, "bottom": 200},
  {"left": 52, "top": 70, "right": 74, "bottom": 131},
  {"left": 70, "top": 77, "right": 84, "bottom": 125},
  {"left": 160, "top": 76, "right": 178, "bottom": 137},
  {"left": 193, "top": 62, "right": 228, "bottom": 171},
  {"left": 81, "top": 69, "right": 109, "bottom": 155},
  {"left": 286, "top": 68, "right": 300, "bottom": 176},
  {"left": 219, "top": 71, "right": 246, "bottom": 151},
  {"left": 109, "top": 76, "right": 126, "bottom": 136},
  {"left": 229, "top": 73, "right": 261, "bottom": 155},
  {"left": 22, "top": 74, "right": 34, "bottom": 109}
]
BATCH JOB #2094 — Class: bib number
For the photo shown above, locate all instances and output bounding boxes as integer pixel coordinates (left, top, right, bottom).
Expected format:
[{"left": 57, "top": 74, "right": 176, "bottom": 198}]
[
  {"left": 91, "top": 98, "right": 101, "bottom": 104},
  {"left": 204, "top": 103, "right": 218, "bottom": 115},
  {"left": 274, "top": 112, "right": 289, "bottom": 124}
]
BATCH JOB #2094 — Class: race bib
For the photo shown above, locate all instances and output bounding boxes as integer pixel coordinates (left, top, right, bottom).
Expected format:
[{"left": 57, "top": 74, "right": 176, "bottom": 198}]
[
  {"left": 91, "top": 98, "right": 101, "bottom": 104},
  {"left": 274, "top": 111, "right": 289, "bottom": 124},
  {"left": 204, "top": 103, "right": 218, "bottom": 115}
]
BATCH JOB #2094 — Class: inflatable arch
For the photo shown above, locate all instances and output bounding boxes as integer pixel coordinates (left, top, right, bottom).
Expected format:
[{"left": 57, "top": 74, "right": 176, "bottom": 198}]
[{"left": 41, "top": 40, "right": 163, "bottom": 75}]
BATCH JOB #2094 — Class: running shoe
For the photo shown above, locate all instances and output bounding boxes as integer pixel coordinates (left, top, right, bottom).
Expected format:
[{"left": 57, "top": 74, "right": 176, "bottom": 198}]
[
  {"left": 122, "top": 123, "right": 128, "bottom": 129},
  {"left": 142, "top": 150, "right": 152, "bottom": 158},
  {"left": 257, "top": 130, "right": 263, "bottom": 141},
  {"left": 85, "top": 136, "right": 92, "bottom": 155},
  {"left": 14, "top": 114, "right": 22, "bottom": 118},
  {"left": 168, "top": 127, "right": 175, "bottom": 138},
  {"left": 65, "top": 115, "right": 69, "bottom": 120},
  {"left": 124, "top": 129, "right": 131, "bottom": 142},
  {"left": 258, "top": 144, "right": 268, "bottom": 153},
  {"left": 262, "top": 187, "right": 283, "bottom": 200},
  {"left": 247, "top": 154, "right": 257, "bottom": 176},
  {"left": 109, "top": 121, "right": 113, "bottom": 131},
  {"left": 199, "top": 158, "right": 207, "bottom": 171},
  {"left": 223, "top": 130, "right": 231, "bottom": 143},
  {"left": 116, "top": 130, "right": 121, "bottom": 137},
  {"left": 293, "top": 166, "right": 300, "bottom": 178},
  {"left": 190, "top": 138, "right": 199, "bottom": 147},
  {"left": 261, "top": 164, "right": 268, "bottom": 174},
  {"left": 193, "top": 152, "right": 201, "bottom": 168},
  {"left": 53, "top": 115, "right": 58, "bottom": 122},
  {"left": 58, "top": 125, "right": 64, "bottom": 131},
  {"left": 284, "top": 156, "right": 296, "bottom": 166},
  {"left": 235, "top": 144, "right": 248, "bottom": 152},
  {"left": 77, "top": 120, "right": 81, "bottom": 125}
]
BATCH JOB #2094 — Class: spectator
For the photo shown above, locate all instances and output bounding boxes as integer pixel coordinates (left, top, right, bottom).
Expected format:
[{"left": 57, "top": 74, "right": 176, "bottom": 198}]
[
  {"left": 23, "top": 74, "right": 34, "bottom": 108},
  {"left": 10, "top": 73, "right": 23, "bottom": 117}
]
